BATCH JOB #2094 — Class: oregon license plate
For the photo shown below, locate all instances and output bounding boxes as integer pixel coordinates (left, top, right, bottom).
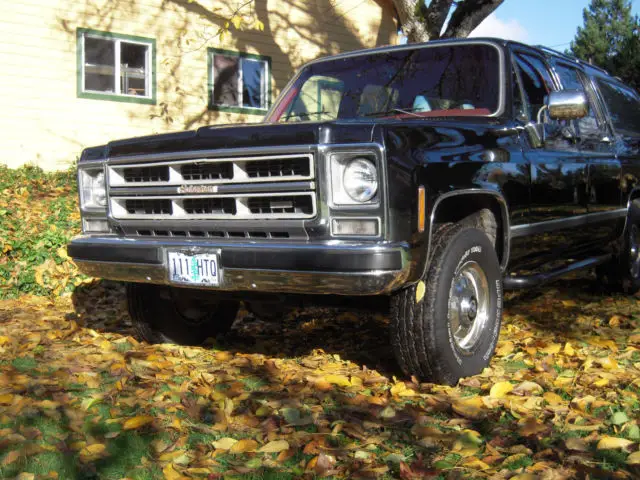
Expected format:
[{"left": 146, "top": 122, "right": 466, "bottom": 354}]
[{"left": 167, "top": 252, "right": 220, "bottom": 286}]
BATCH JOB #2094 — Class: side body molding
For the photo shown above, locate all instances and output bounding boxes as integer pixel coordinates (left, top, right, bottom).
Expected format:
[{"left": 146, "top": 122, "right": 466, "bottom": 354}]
[{"left": 424, "top": 189, "right": 511, "bottom": 277}]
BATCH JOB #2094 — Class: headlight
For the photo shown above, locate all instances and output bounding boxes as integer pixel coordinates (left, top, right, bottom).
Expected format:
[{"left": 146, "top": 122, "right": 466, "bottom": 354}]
[
  {"left": 343, "top": 158, "right": 378, "bottom": 203},
  {"left": 330, "top": 155, "right": 379, "bottom": 205},
  {"left": 79, "top": 168, "right": 107, "bottom": 209}
]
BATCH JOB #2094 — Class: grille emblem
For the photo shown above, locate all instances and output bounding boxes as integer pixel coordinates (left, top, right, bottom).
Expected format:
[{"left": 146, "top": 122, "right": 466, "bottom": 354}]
[{"left": 178, "top": 185, "right": 219, "bottom": 194}]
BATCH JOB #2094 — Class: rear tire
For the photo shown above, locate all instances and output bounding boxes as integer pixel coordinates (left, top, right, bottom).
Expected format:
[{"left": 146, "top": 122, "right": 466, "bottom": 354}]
[
  {"left": 596, "top": 199, "right": 640, "bottom": 295},
  {"left": 127, "top": 283, "right": 239, "bottom": 345},
  {"left": 391, "top": 224, "right": 503, "bottom": 385}
]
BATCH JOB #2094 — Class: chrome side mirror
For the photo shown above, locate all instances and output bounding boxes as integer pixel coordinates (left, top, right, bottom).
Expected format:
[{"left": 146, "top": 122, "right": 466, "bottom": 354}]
[{"left": 547, "top": 90, "right": 589, "bottom": 120}]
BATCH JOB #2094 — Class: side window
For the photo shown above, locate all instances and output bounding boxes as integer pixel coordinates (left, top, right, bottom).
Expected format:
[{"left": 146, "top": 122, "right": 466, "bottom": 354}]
[
  {"left": 554, "top": 63, "right": 603, "bottom": 142},
  {"left": 208, "top": 49, "right": 271, "bottom": 114},
  {"left": 513, "top": 53, "right": 555, "bottom": 121},
  {"left": 596, "top": 79, "right": 640, "bottom": 136}
]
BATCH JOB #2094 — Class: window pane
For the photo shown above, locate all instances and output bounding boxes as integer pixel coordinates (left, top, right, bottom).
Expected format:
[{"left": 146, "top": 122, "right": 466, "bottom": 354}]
[
  {"left": 514, "top": 54, "right": 554, "bottom": 119},
  {"left": 597, "top": 79, "right": 640, "bottom": 135},
  {"left": 212, "top": 55, "right": 239, "bottom": 106},
  {"left": 555, "top": 64, "right": 601, "bottom": 140},
  {"left": 84, "top": 36, "right": 115, "bottom": 92},
  {"left": 120, "top": 42, "right": 148, "bottom": 96},
  {"left": 242, "top": 59, "right": 266, "bottom": 109}
]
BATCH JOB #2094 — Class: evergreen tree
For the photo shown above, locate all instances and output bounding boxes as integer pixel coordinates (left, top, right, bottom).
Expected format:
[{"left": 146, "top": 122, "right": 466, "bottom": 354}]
[{"left": 570, "top": 0, "right": 639, "bottom": 89}]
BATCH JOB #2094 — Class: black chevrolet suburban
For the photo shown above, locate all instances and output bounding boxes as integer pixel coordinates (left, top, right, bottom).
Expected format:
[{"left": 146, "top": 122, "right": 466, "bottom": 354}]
[{"left": 68, "top": 38, "right": 640, "bottom": 385}]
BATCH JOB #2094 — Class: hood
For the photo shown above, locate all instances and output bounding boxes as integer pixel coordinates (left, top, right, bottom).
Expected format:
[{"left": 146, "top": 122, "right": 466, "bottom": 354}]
[{"left": 104, "top": 121, "right": 377, "bottom": 158}]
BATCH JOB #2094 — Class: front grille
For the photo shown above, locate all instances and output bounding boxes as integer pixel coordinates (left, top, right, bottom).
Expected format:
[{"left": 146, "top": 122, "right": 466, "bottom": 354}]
[
  {"left": 133, "top": 229, "right": 297, "bottom": 240},
  {"left": 183, "top": 198, "right": 236, "bottom": 215},
  {"left": 248, "top": 196, "right": 313, "bottom": 215},
  {"left": 246, "top": 157, "right": 310, "bottom": 178},
  {"left": 181, "top": 163, "right": 233, "bottom": 181},
  {"left": 108, "top": 151, "right": 317, "bottom": 223},
  {"left": 125, "top": 199, "right": 172, "bottom": 215},
  {"left": 123, "top": 166, "right": 169, "bottom": 183}
]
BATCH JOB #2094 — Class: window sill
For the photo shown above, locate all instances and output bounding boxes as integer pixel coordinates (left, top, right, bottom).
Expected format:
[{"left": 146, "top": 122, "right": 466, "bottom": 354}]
[
  {"left": 78, "top": 91, "right": 156, "bottom": 105},
  {"left": 208, "top": 104, "right": 268, "bottom": 115}
]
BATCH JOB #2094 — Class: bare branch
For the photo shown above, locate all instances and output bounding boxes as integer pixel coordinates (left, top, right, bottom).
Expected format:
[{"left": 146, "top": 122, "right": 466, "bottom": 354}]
[
  {"left": 424, "top": 0, "right": 455, "bottom": 39},
  {"left": 442, "top": 0, "right": 504, "bottom": 39}
]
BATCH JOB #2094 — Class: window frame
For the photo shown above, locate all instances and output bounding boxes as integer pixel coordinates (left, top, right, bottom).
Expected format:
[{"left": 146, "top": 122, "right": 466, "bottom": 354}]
[
  {"left": 76, "top": 28, "right": 156, "bottom": 105},
  {"left": 207, "top": 48, "right": 271, "bottom": 115}
]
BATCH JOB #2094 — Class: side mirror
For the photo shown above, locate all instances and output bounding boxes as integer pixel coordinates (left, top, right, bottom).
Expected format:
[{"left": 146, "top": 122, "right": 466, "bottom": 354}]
[{"left": 547, "top": 90, "right": 589, "bottom": 120}]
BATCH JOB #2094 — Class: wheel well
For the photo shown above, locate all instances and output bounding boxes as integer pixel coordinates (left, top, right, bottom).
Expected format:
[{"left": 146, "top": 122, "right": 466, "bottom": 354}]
[{"left": 431, "top": 194, "right": 506, "bottom": 265}]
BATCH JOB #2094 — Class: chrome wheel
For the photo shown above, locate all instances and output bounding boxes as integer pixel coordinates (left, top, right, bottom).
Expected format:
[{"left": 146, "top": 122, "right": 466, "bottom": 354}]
[
  {"left": 629, "top": 224, "right": 640, "bottom": 279},
  {"left": 448, "top": 261, "right": 490, "bottom": 352}
]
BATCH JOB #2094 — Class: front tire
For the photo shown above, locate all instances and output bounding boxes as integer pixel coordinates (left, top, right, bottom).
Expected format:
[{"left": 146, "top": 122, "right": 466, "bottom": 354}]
[
  {"left": 127, "top": 283, "right": 239, "bottom": 345},
  {"left": 596, "top": 199, "right": 640, "bottom": 295},
  {"left": 391, "top": 224, "right": 503, "bottom": 385}
]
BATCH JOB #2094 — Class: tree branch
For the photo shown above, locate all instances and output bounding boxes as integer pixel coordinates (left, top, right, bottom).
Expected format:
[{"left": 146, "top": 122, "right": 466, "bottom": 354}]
[
  {"left": 424, "top": 0, "right": 455, "bottom": 39},
  {"left": 442, "top": 0, "right": 504, "bottom": 39}
]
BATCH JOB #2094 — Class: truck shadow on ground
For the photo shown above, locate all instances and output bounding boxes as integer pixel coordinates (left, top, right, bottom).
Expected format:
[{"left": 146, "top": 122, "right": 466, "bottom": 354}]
[
  {"left": 70, "top": 274, "right": 632, "bottom": 379},
  {"left": 70, "top": 280, "right": 399, "bottom": 377}
]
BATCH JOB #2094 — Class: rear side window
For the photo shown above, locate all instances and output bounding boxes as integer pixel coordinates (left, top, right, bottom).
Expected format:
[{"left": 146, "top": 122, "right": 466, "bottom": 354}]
[{"left": 596, "top": 79, "right": 640, "bottom": 136}]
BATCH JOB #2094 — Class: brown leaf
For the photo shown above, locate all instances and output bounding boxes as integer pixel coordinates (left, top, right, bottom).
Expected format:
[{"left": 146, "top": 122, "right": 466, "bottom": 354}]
[
  {"left": 258, "top": 440, "right": 290, "bottom": 453},
  {"left": 2, "top": 450, "right": 20, "bottom": 466}
]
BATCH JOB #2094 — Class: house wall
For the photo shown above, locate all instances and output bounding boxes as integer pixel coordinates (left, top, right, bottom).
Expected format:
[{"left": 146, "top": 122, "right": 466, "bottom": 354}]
[{"left": 0, "top": 0, "right": 397, "bottom": 170}]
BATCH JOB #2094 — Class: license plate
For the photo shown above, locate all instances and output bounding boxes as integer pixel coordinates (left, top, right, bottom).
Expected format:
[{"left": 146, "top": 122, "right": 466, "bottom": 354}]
[{"left": 168, "top": 252, "right": 220, "bottom": 286}]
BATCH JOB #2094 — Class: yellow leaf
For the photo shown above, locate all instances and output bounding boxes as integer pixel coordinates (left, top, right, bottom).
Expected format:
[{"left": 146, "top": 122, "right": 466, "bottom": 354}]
[
  {"left": 212, "top": 437, "right": 238, "bottom": 450},
  {"left": 594, "top": 377, "right": 609, "bottom": 387},
  {"left": 627, "top": 451, "right": 640, "bottom": 465},
  {"left": 231, "top": 16, "right": 242, "bottom": 29},
  {"left": 79, "top": 443, "right": 106, "bottom": 462},
  {"left": 16, "top": 474, "right": 34, "bottom": 480},
  {"left": 541, "top": 343, "right": 561, "bottom": 354},
  {"left": 122, "top": 415, "right": 154, "bottom": 430},
  {"left": 598, "top": 356, "right": 619, "bottom": 370},
  {"left": 230, "top": 439, "right": 258, "bottom": 453},
  {"left": 56, "top": 246, "right": 69, "bottom": 260},
  {"left": 490, "top": 381, "right": 513, "bottom": 398},
  {"left": 0, "top": 336, "right": 10, "bottom": 346},
  {"left": 324, "top": 374, "right": 351, "bottom": 387},
  {"left": 564, "top": 342, "right": 575, "bottom": 356},
  {"left": 496, "top": 341, "right": 514, "bottom": 356},
  {"left": 561, "top": 300, "right": 577, "bottom": 307},
  {"left": 0, "top": 394, "right": 14, "bottom": 405},
  {"left": 543, "top": 392, "right": 564, "bottom": 405},
  {"left": 460, "top": 457, "right": 490, "bottom": 470},
  {"left": 2, "top": 450, "right": 20, "bottom": 466},
  {"left": 452, "top": 397, "right": 487, "bottom": 420},
  {"left": 415, "top": 281, "right": 425, "bottom": 303},
  {"left": 255, "top": 19, "right": 265, "bottom": 31},
  {"left": 597, "top": 436, "right": 634, "bottom": 450},
  {"left": 258, "top": 440, "right": 290, "bottom": 453},
  {"left": 162, "top": 463, "right": 182, "bottom": 480}
]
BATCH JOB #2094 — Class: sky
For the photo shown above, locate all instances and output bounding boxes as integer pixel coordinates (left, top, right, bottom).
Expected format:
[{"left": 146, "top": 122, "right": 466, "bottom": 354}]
[{"left": 470, "top": 0, "right": 640, "bottom": 50}]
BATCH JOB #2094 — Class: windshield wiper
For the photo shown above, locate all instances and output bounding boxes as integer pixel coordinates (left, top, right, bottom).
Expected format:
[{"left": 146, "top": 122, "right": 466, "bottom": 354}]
[{"left": 363, "top": 108, "right": 422, "bottom": 118}]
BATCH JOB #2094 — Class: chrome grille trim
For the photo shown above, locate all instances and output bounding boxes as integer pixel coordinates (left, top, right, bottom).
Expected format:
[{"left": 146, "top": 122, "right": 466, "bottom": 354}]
[
  {"left": 108, "top": 153, "right": 314, "bottom": 186},
  {"left": 110, "top": 192, "right": 317, "bottom": 220}
]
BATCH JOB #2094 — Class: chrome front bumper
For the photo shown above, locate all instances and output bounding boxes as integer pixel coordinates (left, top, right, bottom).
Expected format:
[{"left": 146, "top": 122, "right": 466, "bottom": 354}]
[{"left": 68, "top": 236, "right": 411, "bottom": 295}]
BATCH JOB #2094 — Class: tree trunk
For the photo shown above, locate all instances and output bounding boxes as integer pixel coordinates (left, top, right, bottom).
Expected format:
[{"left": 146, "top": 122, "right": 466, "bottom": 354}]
[{"left": 390, "top": 0, "right": 504, "bottom": 43}]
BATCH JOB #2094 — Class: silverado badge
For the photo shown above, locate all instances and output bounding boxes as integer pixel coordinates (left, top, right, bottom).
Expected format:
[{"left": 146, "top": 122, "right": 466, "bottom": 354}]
[{"left": 178, "top": 185, "right": 219, "bottom": 194}]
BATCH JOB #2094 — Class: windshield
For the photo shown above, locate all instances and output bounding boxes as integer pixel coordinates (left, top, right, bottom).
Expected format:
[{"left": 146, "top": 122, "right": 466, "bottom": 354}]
[{"left": 269, "top": 44, "right": 501, "bottom": 123}]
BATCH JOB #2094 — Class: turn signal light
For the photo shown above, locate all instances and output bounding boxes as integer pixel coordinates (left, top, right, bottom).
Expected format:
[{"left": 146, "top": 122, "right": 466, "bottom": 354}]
[{"left": 418, "top": 186, "right": 426, "bottom": 233}]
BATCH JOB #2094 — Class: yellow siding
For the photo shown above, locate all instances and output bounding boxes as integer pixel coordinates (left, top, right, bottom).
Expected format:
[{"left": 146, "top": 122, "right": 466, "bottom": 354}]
[{"left": 0, "top": 0, "right": 397, "bottom": 170}]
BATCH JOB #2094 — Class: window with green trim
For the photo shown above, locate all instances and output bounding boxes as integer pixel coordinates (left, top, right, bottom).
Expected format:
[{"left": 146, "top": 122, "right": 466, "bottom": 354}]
[
  {"left": 208, "top": 48, "right": 271, "bottom": 113},
  {"left": 77, "top": 29, "right": 155, "bottom": 104}
]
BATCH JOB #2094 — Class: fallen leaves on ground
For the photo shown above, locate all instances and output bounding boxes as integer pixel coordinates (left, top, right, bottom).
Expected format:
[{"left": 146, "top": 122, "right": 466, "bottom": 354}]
[{"left": 0, "top": 275, "right": 639, "bottom": 478}]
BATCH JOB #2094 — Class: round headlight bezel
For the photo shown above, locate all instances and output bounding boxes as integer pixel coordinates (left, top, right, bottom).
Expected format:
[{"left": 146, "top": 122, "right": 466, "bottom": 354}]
[{"left": 342, "top": 158, "right": 378, "bottom": 203}]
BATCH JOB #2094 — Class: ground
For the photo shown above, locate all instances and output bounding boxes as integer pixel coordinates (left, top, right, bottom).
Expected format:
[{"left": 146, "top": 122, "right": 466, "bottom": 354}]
[{"left": 0, "top": 277, "right": 639, "bottom": 480}]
